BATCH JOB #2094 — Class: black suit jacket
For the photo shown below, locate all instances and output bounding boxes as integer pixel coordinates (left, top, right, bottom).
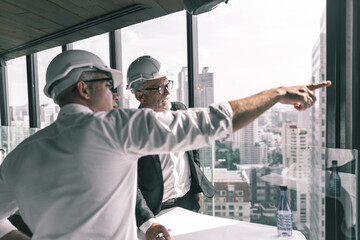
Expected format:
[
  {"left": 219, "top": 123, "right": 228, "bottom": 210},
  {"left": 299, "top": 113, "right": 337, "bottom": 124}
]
[{"left": 135, "top": 102, "right": 216, "bottom": 227}]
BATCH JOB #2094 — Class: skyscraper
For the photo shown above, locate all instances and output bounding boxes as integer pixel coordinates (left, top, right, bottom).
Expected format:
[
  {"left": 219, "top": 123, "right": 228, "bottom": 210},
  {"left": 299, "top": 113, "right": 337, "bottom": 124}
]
[
  {"left": 176, "top": 66, "right": 189, "bottom": 106},
  {"left": 237, "top": 119, "right": 267, "bottom": 165},
  {"left": 195, "top": 67, "right": 214, "bottom": 107},
  {"left": 307, "top": 10, "right": 327, "bottom": 240},
  {"left": 281, "top": 123, "right": 310, "bottom": 231}
]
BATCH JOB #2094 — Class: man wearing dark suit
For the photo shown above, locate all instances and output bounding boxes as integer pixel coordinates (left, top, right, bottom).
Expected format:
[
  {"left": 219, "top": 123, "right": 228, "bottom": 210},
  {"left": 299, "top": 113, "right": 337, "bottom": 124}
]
[
  {"left": 126, "top": 56, "right": 216, "bottom": 239},
  {"left": 136, "top": 102, "right": 216, "bottom": 226}
]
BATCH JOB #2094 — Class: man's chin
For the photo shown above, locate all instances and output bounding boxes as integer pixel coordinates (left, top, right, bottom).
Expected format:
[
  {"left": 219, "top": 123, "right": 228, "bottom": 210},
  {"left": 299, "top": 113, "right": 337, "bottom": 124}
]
[{"left": 161, "top": 102, "right": 171, "bottom": 111}]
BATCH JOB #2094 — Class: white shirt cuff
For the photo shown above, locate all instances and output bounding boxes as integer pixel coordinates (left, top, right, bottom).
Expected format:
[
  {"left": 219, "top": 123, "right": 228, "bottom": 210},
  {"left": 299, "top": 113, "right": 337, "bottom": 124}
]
[
  {"left": 0, "top": 219, "right": 17, "bottom": 238},
  {"left": 139, "top": 218, "right": 157, "bottom": 234}
]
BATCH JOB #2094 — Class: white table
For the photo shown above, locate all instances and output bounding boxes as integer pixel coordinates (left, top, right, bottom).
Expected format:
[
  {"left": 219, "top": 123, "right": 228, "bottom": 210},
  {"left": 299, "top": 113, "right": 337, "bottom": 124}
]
[{"left": 137, "top": 207, "right": 306, "bottom": 240}]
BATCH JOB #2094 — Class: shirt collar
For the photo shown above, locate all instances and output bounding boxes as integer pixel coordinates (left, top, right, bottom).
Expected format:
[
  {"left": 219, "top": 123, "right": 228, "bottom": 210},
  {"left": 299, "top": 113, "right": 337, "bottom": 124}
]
[{"left": 58, "top": 103, "right": 93, "bottom": 117}]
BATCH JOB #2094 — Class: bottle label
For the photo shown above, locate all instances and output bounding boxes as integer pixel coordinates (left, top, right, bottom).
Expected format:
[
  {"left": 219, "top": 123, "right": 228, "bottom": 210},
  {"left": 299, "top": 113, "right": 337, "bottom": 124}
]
[{"left": 277, "top": 211, "right": 292, "bottom": 236}]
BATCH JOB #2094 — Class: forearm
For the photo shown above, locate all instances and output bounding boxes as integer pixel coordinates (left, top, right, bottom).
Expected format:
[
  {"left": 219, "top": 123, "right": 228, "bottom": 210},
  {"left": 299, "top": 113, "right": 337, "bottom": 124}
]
[
  {"left": 0, "top": 230, "right": 30, "bottom": 240},
  {"left": 229, "top": 87, "right": 284, "bottom": 131}
]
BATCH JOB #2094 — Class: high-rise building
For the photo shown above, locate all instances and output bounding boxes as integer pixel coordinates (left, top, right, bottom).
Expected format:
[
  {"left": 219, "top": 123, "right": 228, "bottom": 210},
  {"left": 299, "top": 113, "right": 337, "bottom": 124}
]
[
  {"left": 177, "top": 66, "right": 214, "bottom": 107},
  {"left": 305, "top": 10, "right": 327, "bottom": 240},
  {"left": 249, "top": 166, "right": 279, "bottom": 204},
  {"left": 281, "top": 123, "right": 310, "bottom": 231},
  {"left": 203, "top": 168, "right": 251, "bottom": 221},
  {"left": 42, "top": 104, "right": 59, "bottom": 127},
  {"left": 177, "top": 66, "right": 189, "bottom": 106},
  {"left": 177, "top": 66, "right": 215, "bottom": 169},
  {"left": 236, "top": 119, "right": 267, "bottom": 165},
  {"left": 194, "top": 67, "right": 214, "bottom": 107}
]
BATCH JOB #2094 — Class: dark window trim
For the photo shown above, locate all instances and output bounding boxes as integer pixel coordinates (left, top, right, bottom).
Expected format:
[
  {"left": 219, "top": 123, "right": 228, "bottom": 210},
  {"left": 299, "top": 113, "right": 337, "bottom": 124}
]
[
  {"left": 186, "top": 13, "right": 198, "bottom": 108},
  {"left": 0, "top": 58, "right": 9, "bottom": 126},
  {"left": 26, "top": 54, "right": 40, "bottom": 128},
  {"left": 109, "top": 30, "right": 124, "bottom": 108}
]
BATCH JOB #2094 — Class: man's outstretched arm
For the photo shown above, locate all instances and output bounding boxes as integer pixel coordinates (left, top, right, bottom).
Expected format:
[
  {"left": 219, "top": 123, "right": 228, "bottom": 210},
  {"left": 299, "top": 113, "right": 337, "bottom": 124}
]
[{"left": 229, "top": 81, "right": 331, "bottom": 132}]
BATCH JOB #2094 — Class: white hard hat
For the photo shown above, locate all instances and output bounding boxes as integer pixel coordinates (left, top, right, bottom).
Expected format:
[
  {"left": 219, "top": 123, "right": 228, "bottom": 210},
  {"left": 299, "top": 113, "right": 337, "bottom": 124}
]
[
  {"left": 126, "top": 55, "right": 168, "bottom": 90},
  {"left": 44, "top": 49, "right": 122, "bottom": 102}
]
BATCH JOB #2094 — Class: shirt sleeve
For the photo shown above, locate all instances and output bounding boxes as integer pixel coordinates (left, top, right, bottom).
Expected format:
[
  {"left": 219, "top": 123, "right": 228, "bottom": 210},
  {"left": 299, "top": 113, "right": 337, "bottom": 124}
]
[
  {"left": 0, "top": 168, "right": 19, "bottom": 238},
  {"left": 139, "top": 218, "right": 157, "bottom": 234},
  {"left": 109, "top": 102, "right": 233, "bottom": 156}
]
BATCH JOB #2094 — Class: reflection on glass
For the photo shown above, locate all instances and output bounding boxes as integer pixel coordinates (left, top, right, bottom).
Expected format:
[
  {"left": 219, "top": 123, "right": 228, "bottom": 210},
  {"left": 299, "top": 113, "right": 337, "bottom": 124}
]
[
  {"left": 7, "top": 56, "right": 28, "bottom": 128},
  {"left": 196, "top": 1, "right": 334, "bottom": 239},
  {"left": 37, "top": 47, "right": 62, "bottom": 128},
  {"left": 201, "top": 140, "right": 357, "bottom": 240}
]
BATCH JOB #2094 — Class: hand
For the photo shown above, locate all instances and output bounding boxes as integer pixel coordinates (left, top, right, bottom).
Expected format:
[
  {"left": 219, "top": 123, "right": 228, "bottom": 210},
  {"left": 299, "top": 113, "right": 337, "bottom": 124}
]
[
  {"left": 279, "top": 81, "right": 331, "bottom": 111},
  {"left": 146, "top": 223, "right": 171, "bottom": 240}
]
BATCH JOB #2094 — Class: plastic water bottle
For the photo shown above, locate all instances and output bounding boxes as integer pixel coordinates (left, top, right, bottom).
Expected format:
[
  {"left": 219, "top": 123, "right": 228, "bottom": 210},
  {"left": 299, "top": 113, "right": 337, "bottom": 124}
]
[
  {"left": 277, "top": 186, "right": 292, "bottom": 237},
  {"left": 329, "top": 160, "right": 341, "bottom": 197}
]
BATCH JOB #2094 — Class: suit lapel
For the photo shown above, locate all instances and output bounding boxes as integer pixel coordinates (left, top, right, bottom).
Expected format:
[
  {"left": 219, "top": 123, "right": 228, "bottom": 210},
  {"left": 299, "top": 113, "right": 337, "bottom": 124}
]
[{"left": 153, "top": 155, "right": 163, "bottom": 182}]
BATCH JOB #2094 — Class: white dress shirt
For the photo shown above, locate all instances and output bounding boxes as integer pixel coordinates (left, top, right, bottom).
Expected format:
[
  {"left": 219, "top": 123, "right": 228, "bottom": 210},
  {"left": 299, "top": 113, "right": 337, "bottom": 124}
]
[
  {"left": 139, "top": 152, "right": 192, "bottom": 234},
  {"left": 160, "top": 151, "right": 191, "bottom": 202},
  {"left": 0, "top": 102, "right": 232, "bottom": 239}
]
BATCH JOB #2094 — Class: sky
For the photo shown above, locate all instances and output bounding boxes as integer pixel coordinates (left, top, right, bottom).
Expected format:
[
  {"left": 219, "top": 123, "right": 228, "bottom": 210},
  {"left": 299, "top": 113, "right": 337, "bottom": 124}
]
[
  {"left": 120, "top": 0, "right": 326, "bottom": 104},
  {"left": 6, "top": 0, "right": 326, "bottom": 107}
]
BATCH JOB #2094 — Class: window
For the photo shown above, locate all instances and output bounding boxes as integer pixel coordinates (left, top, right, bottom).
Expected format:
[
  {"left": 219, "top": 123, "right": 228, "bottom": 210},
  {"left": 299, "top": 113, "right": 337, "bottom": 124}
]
[
  {"left": 7, "top": 57, "right": 28, "bottom": 129},
  {"left": 37, "top": 47, "right": 62, "bottom": 127},
  {"left": 198, "top": 1, "right": 327, "bottom": 239},
  {"left": 236, "top": 197, "right": 244, "bottom": 202}
]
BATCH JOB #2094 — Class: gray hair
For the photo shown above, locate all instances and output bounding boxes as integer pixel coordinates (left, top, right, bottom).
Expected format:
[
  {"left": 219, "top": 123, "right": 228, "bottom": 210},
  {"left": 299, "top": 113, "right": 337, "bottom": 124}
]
[{"left": 130, "top": 80, "right": 148, "bottom": 94}]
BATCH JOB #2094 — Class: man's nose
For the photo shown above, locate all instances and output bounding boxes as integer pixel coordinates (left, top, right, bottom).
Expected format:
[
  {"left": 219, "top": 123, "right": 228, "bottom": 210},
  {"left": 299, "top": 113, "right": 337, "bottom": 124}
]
[
  {"left": 113, "top": 93, "right": 120, "bottom": 101},
  {"left": 163, "top": 86, "right": 170, "bottom": 95}
]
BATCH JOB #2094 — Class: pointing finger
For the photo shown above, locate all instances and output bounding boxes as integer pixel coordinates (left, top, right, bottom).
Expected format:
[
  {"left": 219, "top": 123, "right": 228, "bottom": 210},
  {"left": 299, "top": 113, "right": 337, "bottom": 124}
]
[{"left": 307, "top": 81, "right": 331, "bottom": 91}]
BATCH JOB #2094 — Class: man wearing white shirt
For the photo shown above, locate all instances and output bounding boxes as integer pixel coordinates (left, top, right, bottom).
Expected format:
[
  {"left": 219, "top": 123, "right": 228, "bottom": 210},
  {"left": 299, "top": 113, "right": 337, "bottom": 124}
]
[{"left": 0, "top": 49, "right": 330, "bottom": 240}]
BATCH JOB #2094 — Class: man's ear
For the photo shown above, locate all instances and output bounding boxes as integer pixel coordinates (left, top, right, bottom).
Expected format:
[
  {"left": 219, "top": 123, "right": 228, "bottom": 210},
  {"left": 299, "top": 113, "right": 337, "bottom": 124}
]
[
  {"left": 135, "top": 91, "right": 146, "bottom": 104},
  {"left": 76, "top": 81, "right": 91, "bottom": 100}
]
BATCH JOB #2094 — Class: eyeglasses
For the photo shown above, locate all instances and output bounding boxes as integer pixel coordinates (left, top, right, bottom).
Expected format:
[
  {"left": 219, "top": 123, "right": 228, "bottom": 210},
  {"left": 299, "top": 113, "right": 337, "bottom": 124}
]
[
  {"left": 144, "top": 80, "right": 173, "bottom": 94},
  {"left": 83, "top": 77, "right": 116, "bottom": 93}
]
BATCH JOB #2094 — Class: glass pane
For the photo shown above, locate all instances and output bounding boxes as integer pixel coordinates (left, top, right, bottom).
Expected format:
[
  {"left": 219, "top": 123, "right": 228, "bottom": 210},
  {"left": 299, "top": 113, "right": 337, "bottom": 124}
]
[
  {"left": 7, "top": 56, "right": 28, "bottom": 128},
  {"left": 202, "top": 142, "right": 357, "bottom": 239},
  {"left": 73, "top": 33, "right": 110, "bottom": 66},
  {"left": 197, "top": 1, "right": 331, "bottom": 240},
  {"left": 121, "top": 11, "right": 187, "bottom": 108},
  {"left": 37, "top": 47, "right": 62, "bottom": 128},
  {"left": 0, "top": 126, "right": 39, "bottom": 165}
]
